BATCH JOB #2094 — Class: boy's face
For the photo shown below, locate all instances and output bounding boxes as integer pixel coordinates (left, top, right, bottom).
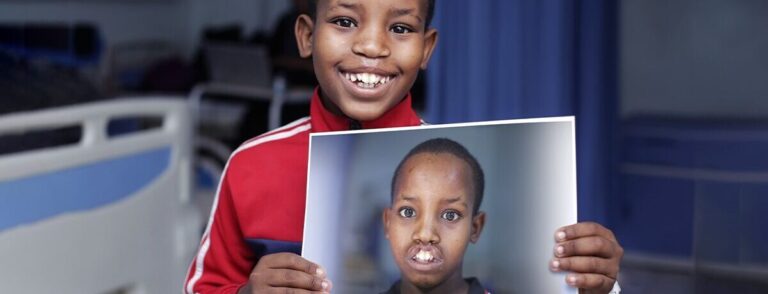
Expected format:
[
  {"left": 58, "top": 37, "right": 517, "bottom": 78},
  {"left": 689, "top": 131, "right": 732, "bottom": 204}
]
[
  {"left": 383, "top": 153, "right": 485, "bottom": 290},
  {"left": 295, "top": 0, "right": 437, "bottom": 121}
]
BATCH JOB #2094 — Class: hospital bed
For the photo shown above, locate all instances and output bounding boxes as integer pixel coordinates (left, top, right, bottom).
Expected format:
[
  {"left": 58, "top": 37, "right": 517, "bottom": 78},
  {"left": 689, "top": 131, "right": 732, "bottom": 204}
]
[{"left": 0, "top": 98, "right": 203, "bottom": 293}]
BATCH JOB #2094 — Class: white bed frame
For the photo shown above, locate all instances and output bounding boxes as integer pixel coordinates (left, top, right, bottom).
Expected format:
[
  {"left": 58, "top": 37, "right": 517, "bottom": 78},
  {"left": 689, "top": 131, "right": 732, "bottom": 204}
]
[{"left": 0, "top": 98, "right": 202, "bottom": 294}]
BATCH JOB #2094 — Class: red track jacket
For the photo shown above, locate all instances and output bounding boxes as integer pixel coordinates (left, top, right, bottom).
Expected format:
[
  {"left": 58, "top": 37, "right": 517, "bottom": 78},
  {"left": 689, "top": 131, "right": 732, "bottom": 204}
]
[{"left": 184, "top": 89, "right": 422, "bottom": 293}]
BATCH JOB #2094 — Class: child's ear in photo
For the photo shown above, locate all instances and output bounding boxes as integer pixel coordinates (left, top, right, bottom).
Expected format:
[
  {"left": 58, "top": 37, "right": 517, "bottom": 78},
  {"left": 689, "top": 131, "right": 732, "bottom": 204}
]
[{"left": 470, "top": 211, "right": 486, "bottom": 244}]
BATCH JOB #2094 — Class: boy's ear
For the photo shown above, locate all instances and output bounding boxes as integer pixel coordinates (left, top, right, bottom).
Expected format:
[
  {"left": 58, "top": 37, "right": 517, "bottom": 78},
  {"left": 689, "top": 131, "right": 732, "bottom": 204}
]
[
  {"left": 295, "top": 14, "right": 314, "bottom": 58},
  {"left": 469, "top": 211, "right": 486, "bottom": 243},
  {"left": 382, "top": 208, "right": 391, "bottom": 239},
  {"left": 419, "top": 28, "right": 438, "bottom": 70}
]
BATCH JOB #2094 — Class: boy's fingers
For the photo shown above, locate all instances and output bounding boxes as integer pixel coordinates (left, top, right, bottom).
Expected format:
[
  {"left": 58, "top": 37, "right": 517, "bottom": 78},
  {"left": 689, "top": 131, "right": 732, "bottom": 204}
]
[
  {"left": 554, "top": 236, "right": 618, "bottom": 259},
  {"left": 262, "top": 253, "right": 325, "bottom": 277},
  {"left": 263, "top": 288, "right": 328, "bottom": 294},
  {"left": 555, "top": 222, "right": 616, "bottom": 242},
  {"left": 262, "top": 269, "right": 331, "bottom": 291},
  {"left": 550, "top": 257, "right": 618, "bottom": 278},
  {"left": 564, "top": 273, "right": 615, "bottom": 292}
]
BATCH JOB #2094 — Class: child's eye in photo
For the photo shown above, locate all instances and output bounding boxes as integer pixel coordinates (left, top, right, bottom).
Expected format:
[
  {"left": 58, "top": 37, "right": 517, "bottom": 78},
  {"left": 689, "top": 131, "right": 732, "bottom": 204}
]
[
  {"left": 398, "top": 207, "right": 416, "bottom": 218},
  {"left": 441, "top": 210, "right": 461, "bottom": 222}
]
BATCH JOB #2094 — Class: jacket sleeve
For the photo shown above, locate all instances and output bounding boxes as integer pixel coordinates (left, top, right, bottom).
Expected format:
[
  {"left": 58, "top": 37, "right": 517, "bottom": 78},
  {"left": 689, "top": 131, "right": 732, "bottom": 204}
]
[{"left": 184, "top": 170, "right": 254, "bottom": 294}]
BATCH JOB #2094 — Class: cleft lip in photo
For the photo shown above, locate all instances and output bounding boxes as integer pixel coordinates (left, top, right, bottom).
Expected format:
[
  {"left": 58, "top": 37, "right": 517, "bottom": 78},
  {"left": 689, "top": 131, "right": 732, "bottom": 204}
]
[{"left": 406, "top": 244, "right": 445, "bottom": 271}]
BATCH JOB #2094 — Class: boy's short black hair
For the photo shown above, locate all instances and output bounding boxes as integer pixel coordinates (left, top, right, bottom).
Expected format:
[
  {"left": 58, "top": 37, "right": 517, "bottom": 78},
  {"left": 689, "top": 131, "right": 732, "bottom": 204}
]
[
  {"left": 307, "top": 0, "right": 436, "bottom": 28},
  {"left": 391, "top": 138, "right": 485, "bottom": 214}
]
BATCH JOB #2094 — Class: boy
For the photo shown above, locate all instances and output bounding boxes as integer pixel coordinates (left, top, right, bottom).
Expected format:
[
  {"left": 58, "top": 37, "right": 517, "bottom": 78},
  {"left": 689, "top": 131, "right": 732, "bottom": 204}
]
[
  {"left": 185, "top": 1, "right": 623, "bottom": 293},
  {"left": 382, "top": 138, "right": 490, "bottom": 294}
]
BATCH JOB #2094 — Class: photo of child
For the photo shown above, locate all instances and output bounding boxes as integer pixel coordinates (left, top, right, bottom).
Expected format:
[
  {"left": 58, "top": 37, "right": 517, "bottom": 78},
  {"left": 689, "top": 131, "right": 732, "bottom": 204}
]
[
  {"left": 381, "top": 138, "right": 489, "bottom": 294},
  {"left": 303, "top": 118, "right": 578, "bottom": 293}
]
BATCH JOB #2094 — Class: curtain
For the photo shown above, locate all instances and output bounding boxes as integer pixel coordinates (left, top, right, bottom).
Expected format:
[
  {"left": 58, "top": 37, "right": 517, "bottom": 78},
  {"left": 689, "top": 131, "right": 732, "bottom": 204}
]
[{"left": 426, "top": 0, "right": 618, "bottom": 223}]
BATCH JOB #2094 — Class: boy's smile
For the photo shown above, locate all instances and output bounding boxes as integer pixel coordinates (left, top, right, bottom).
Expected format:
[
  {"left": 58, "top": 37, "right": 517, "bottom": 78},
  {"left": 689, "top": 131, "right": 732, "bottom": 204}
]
[
  {"left": 295, "top": 0, "right": 437, "bottom": 122},
  {"left": 384, "top": 152, "right": 485, "bottom": 292},
  {"left": 339, "top": 66, "right": 396, "bottom": 98}
]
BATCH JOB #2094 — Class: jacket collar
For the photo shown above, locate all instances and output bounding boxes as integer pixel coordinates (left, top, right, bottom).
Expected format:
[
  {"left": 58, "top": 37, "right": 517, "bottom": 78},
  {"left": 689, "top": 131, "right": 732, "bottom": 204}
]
[{"left": 309, "top": 87, "right": 422, "bottom": 132}]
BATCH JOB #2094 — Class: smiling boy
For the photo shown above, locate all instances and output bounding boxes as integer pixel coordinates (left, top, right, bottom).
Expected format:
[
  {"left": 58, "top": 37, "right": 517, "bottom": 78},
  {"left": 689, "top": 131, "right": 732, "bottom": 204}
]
[
  {"left": 382, "top": 138, "right": 489, "bottom": 294},
  {"left": 185, "top": 1, "right": 623, "bottom": 294},
  {"left": 308, "top": 0, "right": 435, "bottom": 122}
]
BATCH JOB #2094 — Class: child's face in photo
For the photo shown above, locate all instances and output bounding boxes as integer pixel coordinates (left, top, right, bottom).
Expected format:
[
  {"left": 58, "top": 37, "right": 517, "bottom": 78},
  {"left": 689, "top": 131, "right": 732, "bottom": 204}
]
[
  {"left": 296, "top": 0, "right": 437, "bottom": 121},
  {"left": 384, "top": 152, "right": 485, "bottom": 290}
]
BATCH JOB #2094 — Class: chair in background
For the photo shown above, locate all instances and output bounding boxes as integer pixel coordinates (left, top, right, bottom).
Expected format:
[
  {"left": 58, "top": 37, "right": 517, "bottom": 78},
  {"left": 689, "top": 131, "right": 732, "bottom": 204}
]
[{"left": 189, "top": 42, "right": 313, "bottom": 144}]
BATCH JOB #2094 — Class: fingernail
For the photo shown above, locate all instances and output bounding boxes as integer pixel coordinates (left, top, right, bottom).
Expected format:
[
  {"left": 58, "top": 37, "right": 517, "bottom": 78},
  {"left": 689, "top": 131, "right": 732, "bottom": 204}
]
[
  {"left": 551, "top": 260, "right": 560, "bottom": 271},
  {"left": 567, "top": 275, "right": 578, "bottom": 285},
  {"left": 321, "top": 280, "right": 329, "bottom": 290},
  {"left": 316, "top": 267, "right": 325, "bottom": 276},
  {"left": 556, "top": 231, "right": 566, "bottom": 241},
  {"left": 556, "top": 246, "right": 564, "bottom": 256}
]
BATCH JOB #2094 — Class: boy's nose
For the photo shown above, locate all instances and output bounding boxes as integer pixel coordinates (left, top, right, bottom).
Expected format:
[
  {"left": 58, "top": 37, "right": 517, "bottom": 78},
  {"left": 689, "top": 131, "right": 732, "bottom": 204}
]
[
  {"left": 352, "top": 26, "right": 390, "bottom": 59},
  {"left": 412, "top": 217, "right": 440, "bottom": 244}
]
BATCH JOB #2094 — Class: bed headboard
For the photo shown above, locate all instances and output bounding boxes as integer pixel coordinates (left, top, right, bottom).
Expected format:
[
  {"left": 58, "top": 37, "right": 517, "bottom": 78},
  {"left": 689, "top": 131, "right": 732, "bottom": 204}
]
[{"left": 0, "top": 98, "right": 201, "bottom": 293}]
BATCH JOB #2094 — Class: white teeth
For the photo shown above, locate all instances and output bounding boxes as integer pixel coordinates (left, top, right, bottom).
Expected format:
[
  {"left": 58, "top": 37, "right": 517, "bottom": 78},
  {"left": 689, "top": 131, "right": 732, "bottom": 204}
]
[
  {"left": 345, "top": 72, "right": 391, "bottom": 87},
  {"left": 414, "top": 250, "right": 434, "bottom": 262},
  {"left": 362, "top": 73, "right": 374, "bottom": 84}
]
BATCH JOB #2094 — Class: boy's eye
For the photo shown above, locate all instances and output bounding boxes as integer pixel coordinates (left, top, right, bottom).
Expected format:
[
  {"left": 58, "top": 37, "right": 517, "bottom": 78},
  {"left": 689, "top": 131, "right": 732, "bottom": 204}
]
[
  {"left": 441, "top": 210, "right": 462, "bottom": 222},
  {"left": 331, "top": 17, "right": 357, "bottom": 28},
  {"left": 398, "top": 207, "right": 416, "bottom": 218},
  {"left": 390, "top": 24, "right": 414, "bottom": 34}
]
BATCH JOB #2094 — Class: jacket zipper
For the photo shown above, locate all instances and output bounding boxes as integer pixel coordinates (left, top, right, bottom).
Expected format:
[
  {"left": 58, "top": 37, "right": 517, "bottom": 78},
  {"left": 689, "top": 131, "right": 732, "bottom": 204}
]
[{"left": 349, "top": 119, "right": 362, "bottom": 130}]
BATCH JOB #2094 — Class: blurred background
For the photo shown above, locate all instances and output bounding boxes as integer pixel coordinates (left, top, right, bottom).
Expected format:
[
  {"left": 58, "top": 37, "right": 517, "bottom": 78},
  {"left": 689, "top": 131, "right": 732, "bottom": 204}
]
[{"left": 0, "top": 0, "right": 766, "bottom": 293}]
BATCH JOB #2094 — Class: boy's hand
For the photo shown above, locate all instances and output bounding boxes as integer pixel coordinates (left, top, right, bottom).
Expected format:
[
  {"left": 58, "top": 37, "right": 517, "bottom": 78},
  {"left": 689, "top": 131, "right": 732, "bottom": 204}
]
[
  {"left": 550, "top": 222, "right": 623, "bottom": 294},
  {"left": 238, "top": 252, "right": 332, "bottom": 294}
]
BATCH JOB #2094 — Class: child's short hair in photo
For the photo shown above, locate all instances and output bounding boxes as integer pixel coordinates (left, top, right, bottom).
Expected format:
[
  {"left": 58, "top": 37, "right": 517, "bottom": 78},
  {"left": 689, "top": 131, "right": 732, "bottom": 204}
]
[{"left": 391, "top": 137, "right": 485, "bottom": 213}]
